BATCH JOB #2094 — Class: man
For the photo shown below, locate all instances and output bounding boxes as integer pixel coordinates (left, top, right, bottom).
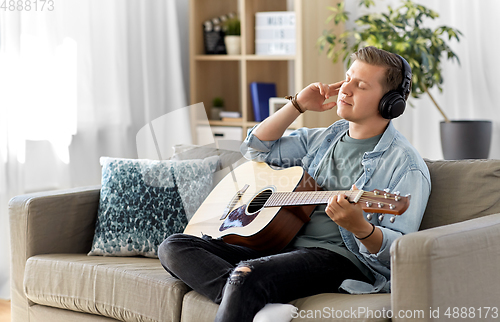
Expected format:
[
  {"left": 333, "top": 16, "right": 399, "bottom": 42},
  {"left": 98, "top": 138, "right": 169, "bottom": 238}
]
[{"left": 159, "top": 46, "right": 431, "bottom": 322}]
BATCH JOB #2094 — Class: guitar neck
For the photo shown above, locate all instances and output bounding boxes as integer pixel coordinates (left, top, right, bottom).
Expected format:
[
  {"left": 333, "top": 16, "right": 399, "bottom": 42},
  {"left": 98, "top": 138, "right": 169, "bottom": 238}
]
[{"left": 265, "top": 190, "right": 363, "bottom": 207}]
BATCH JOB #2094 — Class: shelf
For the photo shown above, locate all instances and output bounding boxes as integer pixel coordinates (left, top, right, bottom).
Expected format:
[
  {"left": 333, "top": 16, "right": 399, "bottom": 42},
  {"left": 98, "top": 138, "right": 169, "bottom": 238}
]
[
  {"left": 195, "top": 55, "right": 243, "bottom": 61},
  {"left": 206, "top": 120, "right": 244, "bottom": 127},
  {"left": 196, "top": 120, "right": 245, "bottom": 127},
  {"left": 245, "top": 55, "right": 296, "bottom": 61},
  {"left": 195, "top": 54, "right": 296, "bottom": 61},
  {"left": 189, "top": 0, "right": 344, "bottom": 144}
]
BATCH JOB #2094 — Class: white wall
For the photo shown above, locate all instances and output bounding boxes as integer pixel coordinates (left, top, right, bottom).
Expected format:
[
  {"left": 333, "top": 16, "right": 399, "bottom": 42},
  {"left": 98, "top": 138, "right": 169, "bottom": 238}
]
[{"left": 0, "top": 0, "right": 191, "bottom": 300}]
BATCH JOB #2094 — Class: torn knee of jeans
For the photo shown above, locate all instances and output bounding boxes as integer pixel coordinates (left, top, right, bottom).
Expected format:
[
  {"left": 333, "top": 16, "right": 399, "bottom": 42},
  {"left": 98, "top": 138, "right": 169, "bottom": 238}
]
[{"left": 229, "top": 264, "right": 252, "bottom": 285}]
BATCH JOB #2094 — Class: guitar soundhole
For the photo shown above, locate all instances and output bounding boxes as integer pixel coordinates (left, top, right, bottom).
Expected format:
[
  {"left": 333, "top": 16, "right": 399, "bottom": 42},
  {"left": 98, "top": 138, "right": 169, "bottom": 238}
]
[{"left": 247, "top": 189, "right": 273, "bottom": 214}]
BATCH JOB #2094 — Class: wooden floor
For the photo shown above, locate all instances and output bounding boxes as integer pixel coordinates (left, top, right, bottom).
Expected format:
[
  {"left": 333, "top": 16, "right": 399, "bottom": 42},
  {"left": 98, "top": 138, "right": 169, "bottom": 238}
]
[{"left": 0, "top": 300, "right": 10, "bottom": 322}]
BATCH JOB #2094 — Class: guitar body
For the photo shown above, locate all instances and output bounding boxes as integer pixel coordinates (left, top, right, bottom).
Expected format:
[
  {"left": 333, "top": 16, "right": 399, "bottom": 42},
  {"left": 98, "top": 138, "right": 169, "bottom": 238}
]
[{"left": 184, "top": 161, "right": 321, "bottom": 253}]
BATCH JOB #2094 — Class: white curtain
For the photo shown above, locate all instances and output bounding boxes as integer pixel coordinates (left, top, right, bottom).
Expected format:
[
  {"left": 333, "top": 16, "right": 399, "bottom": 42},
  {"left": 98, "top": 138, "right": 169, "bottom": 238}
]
[
  {"left": 0, "top": 0, "right": 189, "bottom": 300},
  {"left": 346, "top": 0, "right": 500, "bottom": 160}
]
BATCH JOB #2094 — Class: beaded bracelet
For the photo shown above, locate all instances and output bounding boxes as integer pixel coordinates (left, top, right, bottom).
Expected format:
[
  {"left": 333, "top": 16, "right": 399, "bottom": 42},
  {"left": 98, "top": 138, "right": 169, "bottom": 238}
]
[
  {"left": 285, "top": 93, "right": 304, "bottom": 114},
  {"left": 356, "top": 223, "right": 376, "bottom": 240}
]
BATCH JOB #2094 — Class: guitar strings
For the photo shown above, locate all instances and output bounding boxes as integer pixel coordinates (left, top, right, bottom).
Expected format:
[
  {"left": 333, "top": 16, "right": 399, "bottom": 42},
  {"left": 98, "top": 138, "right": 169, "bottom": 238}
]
[
  {"left": 247, "top": 192, "right": 403, "bottom": 208},
  {"left": 247, "top": 199, "right": 400, "bottom": 207},
  {"left": 245, "top": 195, "right": 404, "bottom": 216},
  {"left": 248, "top": 193, "right": 399, "bottom": 203},
  {"left": 248, "top": 192, "right": 398, "bottom": 201}
]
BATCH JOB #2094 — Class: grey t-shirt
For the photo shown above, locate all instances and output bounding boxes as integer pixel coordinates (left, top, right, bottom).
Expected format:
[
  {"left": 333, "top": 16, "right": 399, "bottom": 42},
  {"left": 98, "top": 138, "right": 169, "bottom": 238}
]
[{"left": 291, "top": 132, "right": 382, "bottom": 282}]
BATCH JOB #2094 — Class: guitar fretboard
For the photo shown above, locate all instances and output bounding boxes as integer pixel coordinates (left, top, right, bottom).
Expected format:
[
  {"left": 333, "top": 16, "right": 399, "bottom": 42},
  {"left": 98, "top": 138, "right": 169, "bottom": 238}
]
[{"left": 264, "top": 190, "right": 362, "bottom": 207}]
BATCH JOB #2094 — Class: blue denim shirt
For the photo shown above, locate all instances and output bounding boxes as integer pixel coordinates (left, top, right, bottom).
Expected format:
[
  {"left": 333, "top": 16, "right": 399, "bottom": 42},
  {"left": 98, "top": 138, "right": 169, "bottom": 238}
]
[{"left": 240, "top": 119, "right": 431, "bottom": 294}]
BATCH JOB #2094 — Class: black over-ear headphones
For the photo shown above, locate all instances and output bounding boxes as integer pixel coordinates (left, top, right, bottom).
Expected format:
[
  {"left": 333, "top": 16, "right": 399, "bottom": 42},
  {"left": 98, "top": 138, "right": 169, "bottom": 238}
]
[{"left": 378, "top": 55, "right": 412, "bottom": 119}]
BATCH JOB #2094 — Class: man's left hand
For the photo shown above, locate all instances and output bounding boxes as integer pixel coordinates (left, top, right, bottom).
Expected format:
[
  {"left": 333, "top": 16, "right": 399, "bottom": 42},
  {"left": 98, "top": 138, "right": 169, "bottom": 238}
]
[{"left": 325, "top": 185, "right": 373, "bottom": 237}]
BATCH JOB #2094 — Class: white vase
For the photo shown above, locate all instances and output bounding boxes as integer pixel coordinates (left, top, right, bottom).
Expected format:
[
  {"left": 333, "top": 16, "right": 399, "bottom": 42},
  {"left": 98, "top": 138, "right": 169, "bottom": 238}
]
[{"left": 224, "top": 36, "right": 241, "bottom": 55}]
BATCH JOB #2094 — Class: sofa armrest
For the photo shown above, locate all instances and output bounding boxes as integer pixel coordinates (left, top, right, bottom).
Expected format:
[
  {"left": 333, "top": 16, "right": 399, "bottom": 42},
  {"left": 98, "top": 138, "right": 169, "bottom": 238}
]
[
  {"left": 390, "top": 213, "right": 500, "bottom": 321},
  {"left": 9, "top": 185, "right": 101, "bottom": 322}
]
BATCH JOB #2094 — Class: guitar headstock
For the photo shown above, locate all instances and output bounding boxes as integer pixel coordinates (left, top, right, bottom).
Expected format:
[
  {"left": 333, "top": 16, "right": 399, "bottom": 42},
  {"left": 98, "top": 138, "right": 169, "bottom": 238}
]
[{"left": 359, "top": 189, "right": 410, "bottom": 222}]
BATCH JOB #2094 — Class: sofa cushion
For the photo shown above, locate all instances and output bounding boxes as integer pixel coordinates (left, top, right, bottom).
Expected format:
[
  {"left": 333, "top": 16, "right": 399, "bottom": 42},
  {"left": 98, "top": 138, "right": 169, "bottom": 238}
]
[
  {"left": 180, "top": 291, "right": 218, "bottom": 322},
  {"left": 421, "top": 159, "right": 500, "bottom": 230},
  {"left": 179, "top": 290, "right": 391, "bottom": 322},
  {"left": 24, "top": 254, "right": 190, "bottom": 322},
  {"left": 30, "top": 304, "right": 119, "bottom": 322},
  {"left": 290, "top": 293, "right": 391, "bottom": 321},
  {"left": 88, "top": 156, "right": 219, "bottom": 258}
]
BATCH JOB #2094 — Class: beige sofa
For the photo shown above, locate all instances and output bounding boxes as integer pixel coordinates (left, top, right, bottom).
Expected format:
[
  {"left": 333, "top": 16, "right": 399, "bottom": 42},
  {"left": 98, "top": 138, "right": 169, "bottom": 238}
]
[{"left": 9, "top": 159, "right": 500, "bottom": 322}]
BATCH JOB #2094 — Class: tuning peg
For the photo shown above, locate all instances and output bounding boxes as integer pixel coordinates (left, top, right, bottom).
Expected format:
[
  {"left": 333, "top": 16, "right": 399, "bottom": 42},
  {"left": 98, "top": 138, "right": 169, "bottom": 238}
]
[
  {"left": 366, "top": 213, "right": 373, "bottom": 220},
  {"left": 405, "top": 193, "right": 411, "bottom": 200},
  {"left": 366, "top": 201, "right": 373, "bottom": 207},
  {"left": 394, "top": 191, "right": 401, "bottom": 196},
  {"left": 373, "top": 190, "right": 380, "bottom": 195},
  {"left": 384, "top": 188, "right": 390, "bottom": 193},
  {"left": 378, "top": 214, "right": 385, "bottom": 221},
  {"left": 378, "top": 202, "right": 384, "bottom": 208},
  {"left": 389, "top": 204, "right": 396, "bottom": 210},
  {"left": 390, "top": 216, "right": 396, "bottom": 223}
]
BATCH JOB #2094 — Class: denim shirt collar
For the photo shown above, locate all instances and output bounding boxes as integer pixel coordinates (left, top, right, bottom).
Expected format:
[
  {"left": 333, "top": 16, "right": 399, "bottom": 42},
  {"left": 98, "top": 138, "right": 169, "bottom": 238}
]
[
  {"left": 313, "top": 120, "right": 396, "bottom": 181},
  {"left": 365, "top": 120, "right": 397, "bottom": 157},
  {"left": 325, "top": 119, "right": 396, "bottom": 153}
]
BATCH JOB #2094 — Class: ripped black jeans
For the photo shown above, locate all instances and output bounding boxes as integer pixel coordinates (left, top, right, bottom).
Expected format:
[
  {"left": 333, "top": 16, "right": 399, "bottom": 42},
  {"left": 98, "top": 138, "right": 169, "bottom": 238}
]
[{"left": 158, "top": 233, "right": 371, "bottom": 322}]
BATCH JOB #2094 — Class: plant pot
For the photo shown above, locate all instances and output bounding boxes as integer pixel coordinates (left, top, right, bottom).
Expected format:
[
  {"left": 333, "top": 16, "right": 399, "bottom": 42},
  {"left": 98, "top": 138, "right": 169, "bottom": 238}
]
[
  {"left": 440, "top": 120, "right": 492, "bottom": 160},
  {"left": 224, "top": 36, "right": 241, "bottom": 55},
  {"left": 211, "top": 106, "right": 223, "bottom": 120}
]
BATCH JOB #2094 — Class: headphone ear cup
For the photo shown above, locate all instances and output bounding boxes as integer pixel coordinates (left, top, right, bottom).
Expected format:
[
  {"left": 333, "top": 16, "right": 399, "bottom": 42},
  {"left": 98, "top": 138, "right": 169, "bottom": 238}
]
[{"left": 379, "top": 91, "right": 406, "bottom": 119}]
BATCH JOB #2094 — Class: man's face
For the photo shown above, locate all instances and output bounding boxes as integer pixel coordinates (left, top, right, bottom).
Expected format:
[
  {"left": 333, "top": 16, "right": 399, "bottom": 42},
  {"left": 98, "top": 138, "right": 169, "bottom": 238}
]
[{"left": 336, "top": 60, "right": 387, "bottom": 124}]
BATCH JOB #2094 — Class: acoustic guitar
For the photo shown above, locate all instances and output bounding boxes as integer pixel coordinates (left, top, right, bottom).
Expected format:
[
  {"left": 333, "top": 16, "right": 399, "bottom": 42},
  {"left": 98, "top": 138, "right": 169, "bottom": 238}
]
[{"left": 184, "top": 161, "right": 410, "bottom": 253}]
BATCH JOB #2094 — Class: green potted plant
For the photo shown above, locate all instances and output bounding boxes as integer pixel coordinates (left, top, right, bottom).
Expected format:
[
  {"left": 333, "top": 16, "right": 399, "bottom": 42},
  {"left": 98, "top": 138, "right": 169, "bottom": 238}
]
[
  {"left": 223, "top": 17, "right": 241, "bottom": 55},
  {"left": 318, "top": 0, "right": 492, "bottom": 159}
]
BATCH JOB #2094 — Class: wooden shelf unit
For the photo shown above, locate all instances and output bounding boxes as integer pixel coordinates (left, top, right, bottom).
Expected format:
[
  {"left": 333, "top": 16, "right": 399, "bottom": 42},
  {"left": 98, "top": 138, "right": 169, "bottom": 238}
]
[{"left": 189, "top": 0, "right": 344, "bottom": 142}]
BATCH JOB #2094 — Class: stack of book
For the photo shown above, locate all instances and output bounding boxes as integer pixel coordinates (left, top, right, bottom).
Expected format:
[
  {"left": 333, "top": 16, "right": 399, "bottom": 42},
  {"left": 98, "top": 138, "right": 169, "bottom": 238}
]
[
  {"left": 219, "top": 111, "right": 242, "bottom": 122},
  {"left": 255, "top": 11, "right": 296, "bottom": 55}
]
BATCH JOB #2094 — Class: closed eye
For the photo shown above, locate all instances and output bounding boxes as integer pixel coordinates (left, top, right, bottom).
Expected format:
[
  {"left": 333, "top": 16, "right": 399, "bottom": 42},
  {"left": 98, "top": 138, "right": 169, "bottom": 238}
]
[{"left": 346, "top": 74, "right": 369, "bottom": 90}]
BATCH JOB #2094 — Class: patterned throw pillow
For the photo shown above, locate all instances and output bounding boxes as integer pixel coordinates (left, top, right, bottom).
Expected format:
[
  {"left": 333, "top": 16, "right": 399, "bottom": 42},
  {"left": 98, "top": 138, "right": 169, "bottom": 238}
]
[{"left": 88, "top": 156, "right": 219, "bottom": 257}]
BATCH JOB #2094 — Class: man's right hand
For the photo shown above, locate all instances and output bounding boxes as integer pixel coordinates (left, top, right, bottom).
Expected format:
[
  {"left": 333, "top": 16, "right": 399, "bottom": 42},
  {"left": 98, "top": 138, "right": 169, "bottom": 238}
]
[
  {"left": 297, "top": 81, "right": 344, "bottom": 112},
  {"left": 251, "top": 80, "right": 344, "bottom": 142}
]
